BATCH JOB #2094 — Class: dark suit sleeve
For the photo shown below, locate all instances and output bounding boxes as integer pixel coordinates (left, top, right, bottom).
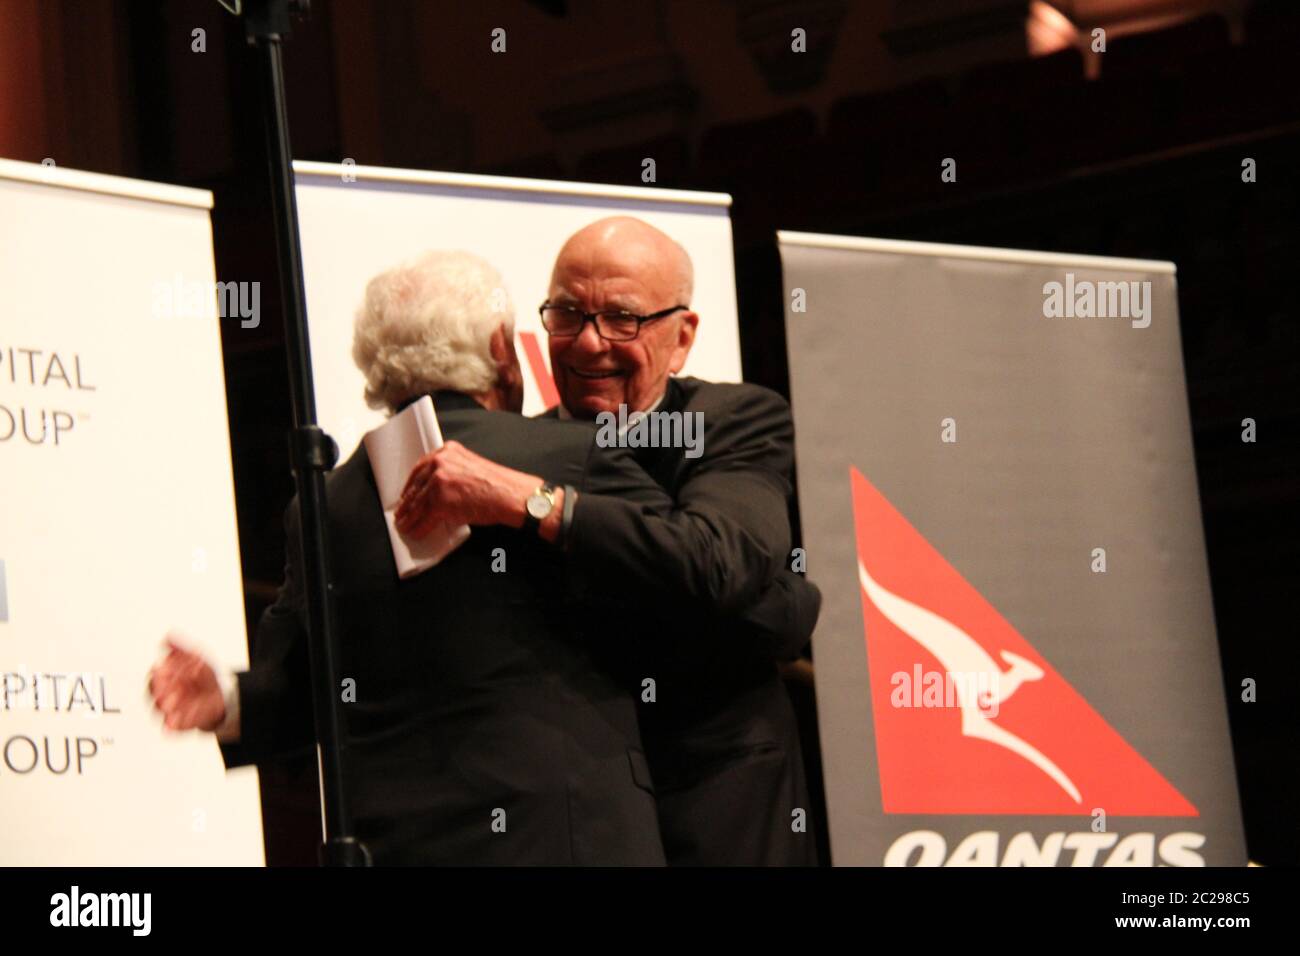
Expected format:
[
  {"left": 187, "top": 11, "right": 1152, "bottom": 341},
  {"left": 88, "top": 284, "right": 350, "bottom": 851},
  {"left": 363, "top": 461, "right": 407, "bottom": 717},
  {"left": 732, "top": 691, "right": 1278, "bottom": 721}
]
[
  {"left": 565, "top": 386, "right": 795, "bottom": 618},
  {"left": 218, "top": 502, "right": 317, "bottom": 769},
  {"left": 740, "top": 571, "right": 821, "bottom": 661}
]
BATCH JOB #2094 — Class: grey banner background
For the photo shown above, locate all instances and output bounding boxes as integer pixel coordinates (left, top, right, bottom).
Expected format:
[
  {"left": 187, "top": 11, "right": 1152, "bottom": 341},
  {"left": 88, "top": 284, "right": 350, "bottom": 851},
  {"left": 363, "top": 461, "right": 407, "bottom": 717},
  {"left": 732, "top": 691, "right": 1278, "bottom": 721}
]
[{"left": 780, "top": 235, "right": 1246, "bottom": 866}]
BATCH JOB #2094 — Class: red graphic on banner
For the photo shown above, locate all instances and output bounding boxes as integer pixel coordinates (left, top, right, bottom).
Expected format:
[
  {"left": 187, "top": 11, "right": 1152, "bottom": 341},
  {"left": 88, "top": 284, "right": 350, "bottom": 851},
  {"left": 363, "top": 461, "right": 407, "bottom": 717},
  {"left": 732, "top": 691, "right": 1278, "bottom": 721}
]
[
  {"left": 850, "top": 466, "right": 1196, "bottom": 816},
  {"left": 519, "top": 331, "right": 560, "bottom": 409}
]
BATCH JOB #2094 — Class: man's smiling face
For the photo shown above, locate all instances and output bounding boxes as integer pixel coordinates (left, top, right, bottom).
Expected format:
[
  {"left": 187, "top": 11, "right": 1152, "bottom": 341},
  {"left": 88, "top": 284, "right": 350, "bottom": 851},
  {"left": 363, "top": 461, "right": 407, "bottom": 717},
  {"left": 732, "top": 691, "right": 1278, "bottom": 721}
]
[{"left": 546, "top": 218, "right": 697, "bottom": 419}]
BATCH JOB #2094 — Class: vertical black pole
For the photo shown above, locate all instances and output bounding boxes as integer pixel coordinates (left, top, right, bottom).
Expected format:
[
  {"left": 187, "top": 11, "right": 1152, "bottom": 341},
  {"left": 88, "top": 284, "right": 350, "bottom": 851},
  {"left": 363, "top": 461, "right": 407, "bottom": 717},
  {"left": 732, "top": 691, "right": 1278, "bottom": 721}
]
[{"left": 240, "top": 0, "right": 370, "bottom": 867}]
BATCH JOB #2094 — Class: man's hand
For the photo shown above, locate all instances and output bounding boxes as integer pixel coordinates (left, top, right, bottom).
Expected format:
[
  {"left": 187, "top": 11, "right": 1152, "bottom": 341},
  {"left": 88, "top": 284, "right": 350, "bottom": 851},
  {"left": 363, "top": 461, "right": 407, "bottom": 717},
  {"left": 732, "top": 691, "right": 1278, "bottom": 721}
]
[
  {"left": 395, "top": 440, "right": 540, "bottom": 538},
  {"left": 148, "top": 634, "right": 225, "bottom": 732}
]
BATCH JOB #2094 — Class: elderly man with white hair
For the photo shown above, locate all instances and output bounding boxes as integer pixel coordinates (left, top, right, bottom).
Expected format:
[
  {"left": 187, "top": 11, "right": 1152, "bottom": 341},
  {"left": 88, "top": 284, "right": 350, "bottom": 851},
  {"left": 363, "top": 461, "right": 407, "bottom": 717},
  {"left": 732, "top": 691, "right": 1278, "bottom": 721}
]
[
  {"left": 151, "top": 248, "right": 816, "bottom": 866},
  {"left": 152, "top": 250, "right": 683, "bottom": 865}
]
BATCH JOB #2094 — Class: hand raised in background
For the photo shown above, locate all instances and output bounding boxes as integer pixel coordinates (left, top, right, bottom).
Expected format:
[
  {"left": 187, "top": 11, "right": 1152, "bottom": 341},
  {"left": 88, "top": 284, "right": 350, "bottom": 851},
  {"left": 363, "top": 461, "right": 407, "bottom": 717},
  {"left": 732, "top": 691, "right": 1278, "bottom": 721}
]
[{"left": 148, "top": 634, "right": 225, "bottom": 732}]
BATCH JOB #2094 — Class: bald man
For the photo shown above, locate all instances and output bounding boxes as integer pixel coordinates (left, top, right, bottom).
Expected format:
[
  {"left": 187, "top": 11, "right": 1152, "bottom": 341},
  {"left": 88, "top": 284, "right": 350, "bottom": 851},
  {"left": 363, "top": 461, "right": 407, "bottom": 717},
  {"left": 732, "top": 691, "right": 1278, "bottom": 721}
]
[{"left": 398, "top": 217, "right": 820, "bottom": 865}]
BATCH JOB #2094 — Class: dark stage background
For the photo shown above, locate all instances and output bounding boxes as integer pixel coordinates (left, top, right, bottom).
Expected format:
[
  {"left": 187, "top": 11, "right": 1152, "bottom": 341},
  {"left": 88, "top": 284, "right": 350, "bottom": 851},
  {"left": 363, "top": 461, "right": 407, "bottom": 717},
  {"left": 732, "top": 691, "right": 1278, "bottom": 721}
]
[{"left": 3, "top": 0, "right": 1294, "bottom": 866}]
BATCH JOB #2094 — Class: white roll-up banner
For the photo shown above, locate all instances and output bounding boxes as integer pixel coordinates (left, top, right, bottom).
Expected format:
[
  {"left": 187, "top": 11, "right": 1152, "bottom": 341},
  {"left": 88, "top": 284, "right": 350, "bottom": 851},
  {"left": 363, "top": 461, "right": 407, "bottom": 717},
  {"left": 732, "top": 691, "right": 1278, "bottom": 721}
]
[
  {"left": 0, "top": 158, "right": 263, "bottom": 865},
  {"left": 292, "top": 161, "right": 743, "bottom": 455},
  {"left": 779, "top": 231, "right": 1246, "bottom": 866}
]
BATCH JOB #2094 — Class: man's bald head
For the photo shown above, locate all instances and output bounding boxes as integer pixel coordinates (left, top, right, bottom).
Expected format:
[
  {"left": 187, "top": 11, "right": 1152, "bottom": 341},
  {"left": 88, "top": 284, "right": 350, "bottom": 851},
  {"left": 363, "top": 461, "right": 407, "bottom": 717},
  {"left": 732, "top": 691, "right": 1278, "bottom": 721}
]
[
  {"left": 545, "top": 216, "right": 699, "bottom": 418},
  {"left": 551, "top": 216, "right": 694, "bottom": 307}
]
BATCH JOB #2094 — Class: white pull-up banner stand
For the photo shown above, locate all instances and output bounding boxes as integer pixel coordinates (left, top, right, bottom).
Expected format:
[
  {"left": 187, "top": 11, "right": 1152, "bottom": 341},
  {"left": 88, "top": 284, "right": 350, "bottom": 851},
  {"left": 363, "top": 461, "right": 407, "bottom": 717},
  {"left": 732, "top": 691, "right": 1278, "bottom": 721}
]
[
  {"left": 779, "top": 231, "right": 1246, "bottom": 867},
  {"left": 0, "top": 158, "right": 263, "bottom": 865},
  {"left": 292, "top": 161, "right": 742, "bottom": 455}
]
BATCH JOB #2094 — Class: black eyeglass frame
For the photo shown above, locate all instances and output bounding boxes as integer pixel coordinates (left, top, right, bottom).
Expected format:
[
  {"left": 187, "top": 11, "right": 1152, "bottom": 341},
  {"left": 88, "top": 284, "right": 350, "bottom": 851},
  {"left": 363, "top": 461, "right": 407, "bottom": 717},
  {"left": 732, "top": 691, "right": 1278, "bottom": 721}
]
[{"left": 538, "top": 302, "right": 689, "bottom": 342}]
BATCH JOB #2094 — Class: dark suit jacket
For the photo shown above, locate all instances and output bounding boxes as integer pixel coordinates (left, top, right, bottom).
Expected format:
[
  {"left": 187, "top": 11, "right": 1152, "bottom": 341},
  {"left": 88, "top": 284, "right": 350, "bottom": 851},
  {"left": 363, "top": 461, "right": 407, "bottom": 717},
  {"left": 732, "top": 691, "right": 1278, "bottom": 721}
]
[
  {"left": 221, "top": 391, "right": 681, "bottom": 866},
  {"left": 545, "top": 376, "right": 820, "bottom": 865}
]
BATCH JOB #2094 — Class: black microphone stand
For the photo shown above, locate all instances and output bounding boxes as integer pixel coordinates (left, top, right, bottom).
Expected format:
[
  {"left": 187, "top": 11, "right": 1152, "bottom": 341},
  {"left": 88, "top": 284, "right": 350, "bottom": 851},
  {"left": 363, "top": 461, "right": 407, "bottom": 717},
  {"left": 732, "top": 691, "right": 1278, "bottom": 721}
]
[{"left": 224, "top": 0, "right": 370, "bottom": 866}]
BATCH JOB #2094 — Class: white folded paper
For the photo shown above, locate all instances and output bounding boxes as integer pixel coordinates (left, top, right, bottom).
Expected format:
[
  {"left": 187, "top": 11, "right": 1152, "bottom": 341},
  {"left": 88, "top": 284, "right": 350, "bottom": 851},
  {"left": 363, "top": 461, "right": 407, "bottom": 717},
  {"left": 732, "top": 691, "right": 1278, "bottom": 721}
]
[{"left": 363, "top": 395, "right": 471, "bottom": 579}]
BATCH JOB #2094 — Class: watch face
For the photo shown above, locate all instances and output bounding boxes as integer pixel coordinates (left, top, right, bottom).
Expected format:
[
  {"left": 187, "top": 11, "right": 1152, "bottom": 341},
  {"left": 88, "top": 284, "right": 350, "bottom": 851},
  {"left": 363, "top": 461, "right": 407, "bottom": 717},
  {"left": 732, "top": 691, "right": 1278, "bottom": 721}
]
[{"left": 526, "top": 492, "right": 552, "bottom": 520}]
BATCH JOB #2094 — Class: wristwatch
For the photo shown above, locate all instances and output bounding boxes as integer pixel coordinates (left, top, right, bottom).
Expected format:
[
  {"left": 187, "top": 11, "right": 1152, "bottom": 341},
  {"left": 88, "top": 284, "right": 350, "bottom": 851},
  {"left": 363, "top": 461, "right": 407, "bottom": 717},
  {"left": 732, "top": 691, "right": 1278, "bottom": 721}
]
[{"left": 522, "top": 482, "right": 557, "bottom": 535}]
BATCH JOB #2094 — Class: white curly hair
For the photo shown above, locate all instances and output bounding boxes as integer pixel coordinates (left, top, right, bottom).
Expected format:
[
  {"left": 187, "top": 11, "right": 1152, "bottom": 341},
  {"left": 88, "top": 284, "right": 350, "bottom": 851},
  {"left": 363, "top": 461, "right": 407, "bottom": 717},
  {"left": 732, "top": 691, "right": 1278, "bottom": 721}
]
[{"left": 352, "top": 250, "right": 515, "bottom": 412}]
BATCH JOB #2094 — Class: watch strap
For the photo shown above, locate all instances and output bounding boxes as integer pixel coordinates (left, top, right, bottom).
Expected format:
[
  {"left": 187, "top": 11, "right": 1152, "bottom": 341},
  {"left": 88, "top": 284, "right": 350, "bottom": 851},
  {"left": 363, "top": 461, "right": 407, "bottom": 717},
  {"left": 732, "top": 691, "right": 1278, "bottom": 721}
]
[{"left": 559, "top": 483, "right": 577, "bottom": 549}]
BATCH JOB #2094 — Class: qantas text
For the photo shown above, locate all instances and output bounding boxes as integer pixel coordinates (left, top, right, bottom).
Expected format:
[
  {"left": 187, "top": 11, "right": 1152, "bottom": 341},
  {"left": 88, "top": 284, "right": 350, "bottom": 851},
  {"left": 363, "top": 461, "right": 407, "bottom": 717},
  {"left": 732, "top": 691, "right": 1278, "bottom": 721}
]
[{"left": 885, "top": 830, "right": 1206, "bottom": 866}]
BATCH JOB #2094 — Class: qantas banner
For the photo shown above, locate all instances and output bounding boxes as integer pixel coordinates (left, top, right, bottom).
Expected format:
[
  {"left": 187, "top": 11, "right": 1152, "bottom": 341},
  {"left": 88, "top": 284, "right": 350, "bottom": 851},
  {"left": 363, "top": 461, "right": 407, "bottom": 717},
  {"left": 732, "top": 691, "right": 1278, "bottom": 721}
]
[{"left": 779, "top": 232, "right": 1246, "bottom": 866}]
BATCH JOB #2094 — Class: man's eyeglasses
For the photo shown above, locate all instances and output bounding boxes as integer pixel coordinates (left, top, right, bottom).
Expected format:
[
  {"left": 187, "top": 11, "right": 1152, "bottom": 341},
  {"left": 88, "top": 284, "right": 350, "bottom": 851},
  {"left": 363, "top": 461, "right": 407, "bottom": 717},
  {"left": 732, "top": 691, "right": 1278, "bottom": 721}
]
[{"left": 538, "top": 302, "right": 688, "bottom": 342}]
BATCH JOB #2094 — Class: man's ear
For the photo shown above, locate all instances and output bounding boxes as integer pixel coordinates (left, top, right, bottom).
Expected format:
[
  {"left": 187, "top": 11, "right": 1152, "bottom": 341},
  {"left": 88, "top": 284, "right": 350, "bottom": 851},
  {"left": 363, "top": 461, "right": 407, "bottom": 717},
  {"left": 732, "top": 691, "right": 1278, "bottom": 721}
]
[
  {"left": 489, "top": 323, "right": 515, "bottom": 369},
  {"left": 490, "top": 322, "right": 523, "bottom": 393},
  {"left": 669, "top": 310, "right": 698, "bottom": 374}
]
